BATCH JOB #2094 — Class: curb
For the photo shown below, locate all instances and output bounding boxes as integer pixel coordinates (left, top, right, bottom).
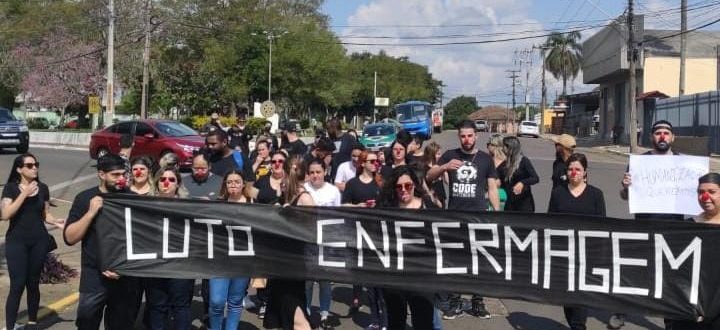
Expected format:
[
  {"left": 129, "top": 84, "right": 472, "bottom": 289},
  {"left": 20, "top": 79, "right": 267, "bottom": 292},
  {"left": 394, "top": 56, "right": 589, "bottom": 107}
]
[{"left": 30, "top": 144, "right": 87, "bottom": 151}]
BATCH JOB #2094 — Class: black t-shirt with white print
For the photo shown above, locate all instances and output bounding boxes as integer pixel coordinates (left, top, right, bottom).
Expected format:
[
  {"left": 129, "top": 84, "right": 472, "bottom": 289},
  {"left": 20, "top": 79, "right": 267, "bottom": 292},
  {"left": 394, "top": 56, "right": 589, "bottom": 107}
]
[{"left": 438, "top": 148, "right": 497, "bottom": 211}]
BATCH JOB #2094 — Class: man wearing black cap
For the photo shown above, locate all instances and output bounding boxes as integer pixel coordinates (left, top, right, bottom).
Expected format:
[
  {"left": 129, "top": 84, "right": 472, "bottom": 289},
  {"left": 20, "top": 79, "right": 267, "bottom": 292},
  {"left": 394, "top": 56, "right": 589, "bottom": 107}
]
[
  {"left": 228, "top": 115, "right": 251, "bottom": 155},
  {"left": 63, "top": 154, "right": 140, "bottom": 330},
  {"left": 281, "top": 122, "right": 307, "bottom": 158},
  {"left": 618, "top": 120, "right": 681, "bottom": 330}
]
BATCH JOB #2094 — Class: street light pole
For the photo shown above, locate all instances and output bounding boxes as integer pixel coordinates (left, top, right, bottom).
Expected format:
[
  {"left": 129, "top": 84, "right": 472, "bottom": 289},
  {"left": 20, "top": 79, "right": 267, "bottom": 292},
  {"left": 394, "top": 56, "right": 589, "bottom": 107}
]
[
  {"left": 267, "top": 33, "right": 272, "bottom": 101},
  {"left": 104, "top": 0, "right": 114, "bottom": 128}
]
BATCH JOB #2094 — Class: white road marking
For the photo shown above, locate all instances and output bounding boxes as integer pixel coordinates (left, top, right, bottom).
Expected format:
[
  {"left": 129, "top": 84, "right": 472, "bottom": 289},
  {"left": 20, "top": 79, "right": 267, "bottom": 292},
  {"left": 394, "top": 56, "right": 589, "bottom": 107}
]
[{"left": 48, "top": 173, "right": 97, "bottom": 193}]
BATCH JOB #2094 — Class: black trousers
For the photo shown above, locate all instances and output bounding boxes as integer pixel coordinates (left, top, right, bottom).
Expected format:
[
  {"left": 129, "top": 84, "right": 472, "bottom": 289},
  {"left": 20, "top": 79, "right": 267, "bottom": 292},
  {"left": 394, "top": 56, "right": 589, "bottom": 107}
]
[
  {"left": 4, "top": 237, "right": 49, "bottom": 330},
  {"left": 383, "top": 289, "right": 434, "bottom": 330},
  {"left": 563, "top": 306, "right": 587, "bottom": 330},
  {"left": 76, "top": 276, "right": 141, "bottom": 330}
]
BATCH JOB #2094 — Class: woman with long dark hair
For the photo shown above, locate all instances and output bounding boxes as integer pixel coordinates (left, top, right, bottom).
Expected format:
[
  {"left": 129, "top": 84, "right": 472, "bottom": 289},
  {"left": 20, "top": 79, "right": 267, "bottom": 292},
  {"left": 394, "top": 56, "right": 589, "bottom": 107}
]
[
  {"left": 498, "top": 136, "right": 539, "bottom": 212},
  {"left": 420, "top": 141, "right": 446, "bottom": 208},
  {"left": 208, "top": 170, "right": 252, "bottom": 330},
  {"left": 378, "top": 166, "right": 436, "bottom": 330},
  {"left": 548, "top": 153, "right": 605, "bottom": 330},
  {"left": 145, "top": 167, "right": 193, "bottom": 330},
  {"left": 2, "top": 153, "right": 64, "bottom": 330},
  {"left": 255, "top": 151, "right": 289, "bottom": 205},
  {"left": 263, "top": 156, "right": 312, "bottom": 330}
]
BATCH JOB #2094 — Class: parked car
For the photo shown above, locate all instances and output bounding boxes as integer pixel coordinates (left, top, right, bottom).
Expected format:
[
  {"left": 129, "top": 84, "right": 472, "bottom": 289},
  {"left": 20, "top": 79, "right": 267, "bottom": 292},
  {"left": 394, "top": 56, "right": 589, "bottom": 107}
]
[
  {"left": 518, "top": 121, "right": 540, "bottom": 138},
  {"left": 89, "top": 119, "right": 204, "bottom": 168},
  {"left": 360, "top": 123, "right": 398, "bottom": 151},
  {"left": 0, "top": 107, "right": 29, "bottom": 153},
  {"left": 474, "top": 120, "right": 488, "bottom": 132}
]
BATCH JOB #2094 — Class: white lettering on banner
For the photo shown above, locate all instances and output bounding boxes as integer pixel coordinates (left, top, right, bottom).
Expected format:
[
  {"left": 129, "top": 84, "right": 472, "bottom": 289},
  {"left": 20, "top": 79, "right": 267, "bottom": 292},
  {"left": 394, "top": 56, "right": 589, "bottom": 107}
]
[
  {"left": 468, "top": 223, "right": 503, "bottom": 275},
  {"left": 451, "top": 183, "right": 477, "bottom": 198},
  {"left": 163, "top": 217, "right": 190, "bottom": 258},
  {"left": 504, "top": 227, "right": 539, "bottom": 284},
  {"left": 543, "top": 229, "right": 576, "bottom": 291},
  {"left": 654, "top": 235, "right": 702, "bottom": 304},
  {"left": 612, "top": 232, "right": 650, "bottom": 296},
  {"left": 578, "top": 231, "right": 611, "bottom": 293},
  {"left": 432, "top": 222, "right": 467, "bottom": 274},
  {"left": 226, "top": 226, "right": 254, "bottom": 256},
  {"left": 195, "top": 219, "right": 222, "bottom": 259},
  {"left": 356, "top": 221, "right": 391, "bottom": 268},
  {"left": 125, "top": 207, "right": 157, "bottom": 260},
  {"left": 317, "top": 219, "right": 347, "bottom": 268},
  {"left": 395, "top": 221, "right": 426, "bottom": 270}
]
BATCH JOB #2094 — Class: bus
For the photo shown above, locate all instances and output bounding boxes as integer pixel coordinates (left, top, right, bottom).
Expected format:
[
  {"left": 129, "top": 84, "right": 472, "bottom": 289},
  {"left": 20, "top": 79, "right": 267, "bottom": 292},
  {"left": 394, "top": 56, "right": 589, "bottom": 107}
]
[{"left": 394, "top": 100, "right": 433, "bottom": 138}]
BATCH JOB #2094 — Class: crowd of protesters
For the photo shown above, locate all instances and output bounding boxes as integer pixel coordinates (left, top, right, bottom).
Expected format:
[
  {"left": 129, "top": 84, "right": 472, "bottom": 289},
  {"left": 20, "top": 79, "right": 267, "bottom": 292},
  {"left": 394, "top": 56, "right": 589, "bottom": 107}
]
[{"left": 2, "top": 116, "right": 719, "bottom": 330}]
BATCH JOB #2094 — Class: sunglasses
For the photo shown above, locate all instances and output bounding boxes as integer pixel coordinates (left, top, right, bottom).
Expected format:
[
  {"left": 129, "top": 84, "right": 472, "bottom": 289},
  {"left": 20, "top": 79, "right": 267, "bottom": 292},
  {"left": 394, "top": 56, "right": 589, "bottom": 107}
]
[
  {"left": 159, "top": 177, "right": 177, "bottom": 183},
  {"left": 395, "top": 182, "right": 414, "bottom": 192},
  {"left": 271, "top": 159, "right": 285, "bottom": 164},
  {"left": 23, "top": 162, "right": 39, "bottom": 169}
]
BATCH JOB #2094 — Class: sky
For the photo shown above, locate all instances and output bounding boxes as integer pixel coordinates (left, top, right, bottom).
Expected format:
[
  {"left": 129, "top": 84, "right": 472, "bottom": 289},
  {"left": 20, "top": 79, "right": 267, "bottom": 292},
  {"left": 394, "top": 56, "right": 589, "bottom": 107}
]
[{"left": 320, "top": 0, "right": 720, "bottom": 107}]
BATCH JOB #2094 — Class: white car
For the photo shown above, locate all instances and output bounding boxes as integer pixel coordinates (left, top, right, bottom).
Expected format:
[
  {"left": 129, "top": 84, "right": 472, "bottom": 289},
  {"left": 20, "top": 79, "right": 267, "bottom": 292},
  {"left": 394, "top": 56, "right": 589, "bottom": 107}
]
[{"left": 518, "top": 121, "right": 539, "bottom": 138}]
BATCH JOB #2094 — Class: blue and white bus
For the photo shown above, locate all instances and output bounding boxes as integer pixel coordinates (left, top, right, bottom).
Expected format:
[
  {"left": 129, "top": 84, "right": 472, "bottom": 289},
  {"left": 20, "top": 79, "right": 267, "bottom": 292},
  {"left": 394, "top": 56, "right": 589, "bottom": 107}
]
[{"left": 395, "top": 100, "right": 433, "bottom": 138}]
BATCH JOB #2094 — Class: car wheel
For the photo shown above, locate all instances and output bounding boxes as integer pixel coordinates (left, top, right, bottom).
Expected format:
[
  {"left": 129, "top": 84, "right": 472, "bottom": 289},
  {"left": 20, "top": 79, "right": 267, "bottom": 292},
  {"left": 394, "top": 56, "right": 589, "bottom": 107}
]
[
  {"left": 16, "top": 143, "right": 29, "bottom": 153},
  {"left": 96, "top": 147, "right": 110, "bottom": 158}
]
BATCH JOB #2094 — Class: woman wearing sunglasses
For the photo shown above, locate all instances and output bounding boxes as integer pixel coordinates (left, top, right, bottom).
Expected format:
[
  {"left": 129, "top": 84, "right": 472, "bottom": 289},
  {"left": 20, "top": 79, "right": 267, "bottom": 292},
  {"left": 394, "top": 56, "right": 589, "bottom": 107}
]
[
  {"left": 2, "top": 153, "right": 64, "bottom": 330},
  {"left": 146, "top": 167, "right": 192, "bottom": 330},
  {"left": 207, "top": 170, "right": 253, "bottom": 330},
  {"left": 129, "top": 156, "right": 155, "bottom": 196},
  {"left": 342, "top": 150, "right": 381, "bottom": 208},
  {"left": 255, "top": 151, "right": 288, "bottom": 206},
  {"left": 377, "top": 165, "right": 437, "bottom": 330}
]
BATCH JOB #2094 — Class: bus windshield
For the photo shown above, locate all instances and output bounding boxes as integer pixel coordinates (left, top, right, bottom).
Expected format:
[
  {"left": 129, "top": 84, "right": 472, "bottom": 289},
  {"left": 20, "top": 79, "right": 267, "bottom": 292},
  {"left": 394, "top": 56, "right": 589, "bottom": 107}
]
[{"left": 396, "top": 104, "right": 429, "bottom": 122}]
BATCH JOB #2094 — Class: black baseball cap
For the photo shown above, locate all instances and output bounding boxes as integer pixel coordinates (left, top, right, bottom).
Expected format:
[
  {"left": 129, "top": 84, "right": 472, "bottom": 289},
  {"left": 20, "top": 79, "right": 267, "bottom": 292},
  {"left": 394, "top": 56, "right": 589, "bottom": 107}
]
[{"left": 97, "top": 154, "right": 126, "bottom": 172}]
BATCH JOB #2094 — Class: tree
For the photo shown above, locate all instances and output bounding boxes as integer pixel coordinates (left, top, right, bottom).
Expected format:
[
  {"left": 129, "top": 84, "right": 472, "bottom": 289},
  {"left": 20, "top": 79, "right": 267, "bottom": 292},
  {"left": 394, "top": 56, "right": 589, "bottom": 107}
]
[
  {"left": 11, "top": 29, "right": 104, "bottom": 121},
  {"left": 544, "top": 31, "right": 582, "bottom": 97},
  {"left": 443, "top": 95, "right": 478, "bottom": 129}
]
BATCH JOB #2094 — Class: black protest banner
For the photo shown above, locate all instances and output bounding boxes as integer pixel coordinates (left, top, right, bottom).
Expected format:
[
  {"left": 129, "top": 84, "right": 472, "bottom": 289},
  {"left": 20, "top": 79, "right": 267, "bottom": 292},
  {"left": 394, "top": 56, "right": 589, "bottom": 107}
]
[{"left": 95, "top": 194, "right": 720, "bottom": 321}]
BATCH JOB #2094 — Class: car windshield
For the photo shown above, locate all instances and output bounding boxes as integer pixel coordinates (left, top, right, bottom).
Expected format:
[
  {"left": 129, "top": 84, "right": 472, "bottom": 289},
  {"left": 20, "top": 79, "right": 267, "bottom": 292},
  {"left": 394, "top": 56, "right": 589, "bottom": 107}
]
[
  {"left": 155, "top": 122, "right": 197, "bottom": 137},
  {"left": 396, "top": 104, "right": 428, "bottom": 122},
  {"left": 0, "top": 110, "right": 17, "bottom": 122},
  {"left": 363, "top": 125, "right": 395, "bottom": 137},
  {"left": 522, "top": 122, "right": 537, "bottom": 126}
]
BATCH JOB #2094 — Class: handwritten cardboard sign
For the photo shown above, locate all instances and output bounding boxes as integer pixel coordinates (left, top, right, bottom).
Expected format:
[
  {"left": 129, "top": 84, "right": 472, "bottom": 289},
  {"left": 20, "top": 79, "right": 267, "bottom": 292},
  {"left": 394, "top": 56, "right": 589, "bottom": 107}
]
[{"left": 629, "top": 155, "right": 709, "bottom": 215}]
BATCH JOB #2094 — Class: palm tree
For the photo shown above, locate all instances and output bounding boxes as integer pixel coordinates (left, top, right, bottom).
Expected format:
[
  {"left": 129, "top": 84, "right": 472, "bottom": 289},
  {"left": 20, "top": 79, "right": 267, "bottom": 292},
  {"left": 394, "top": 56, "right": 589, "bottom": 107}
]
[{"left": 544, "top": 31, "right": 583, "bottom": 97}]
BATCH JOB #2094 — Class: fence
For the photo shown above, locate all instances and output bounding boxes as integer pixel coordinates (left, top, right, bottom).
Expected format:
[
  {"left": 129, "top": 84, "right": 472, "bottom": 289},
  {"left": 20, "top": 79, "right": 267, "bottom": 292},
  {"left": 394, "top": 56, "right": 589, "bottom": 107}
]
[{"left": 651, "top": 91, "right": 720, "bottom": 155}]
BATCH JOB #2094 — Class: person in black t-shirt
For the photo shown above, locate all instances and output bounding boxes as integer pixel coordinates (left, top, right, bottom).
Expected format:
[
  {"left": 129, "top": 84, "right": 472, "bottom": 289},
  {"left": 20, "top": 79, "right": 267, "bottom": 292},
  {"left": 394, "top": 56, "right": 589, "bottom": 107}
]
[
  {"left": 551, "top": 134, "right": 576, "bottom": 189},
  {"left": 281, "top": 123, "right": 308, "bottom": 159},
  {"left": 619, "top": 120, "right": 683, "bottom": 330},
  {"left": 228, "top": 116, "right": 252, "bottom": 155},
  {"left": 426, "top": 120, "right": 499, "bottom": 320},
  {"left": 548, "top": 153, "right": 605, "bottom": 330},
  {"left": 205, "top": 129, "right": 254, "bottom": 183},
  {"left": 326, "top": 118, "right": 356, "bottom": 181},
  {"left": 2, "top": 153, "right": 64, "bottom": 330},
  {"left": 498, "top": 136, "right": 539, "bottom": 212},
  {"left": 63, "top": 154, "right": 140, "bottom": 330},
  {"left": 342, "top": 150, "right": 381, "bottom": 206}
]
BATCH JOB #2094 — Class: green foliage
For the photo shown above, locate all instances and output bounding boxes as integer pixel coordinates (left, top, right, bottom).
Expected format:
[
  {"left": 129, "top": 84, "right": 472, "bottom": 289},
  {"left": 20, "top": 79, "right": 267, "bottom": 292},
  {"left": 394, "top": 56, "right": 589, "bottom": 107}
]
[
  {"left": 299, "top": 118, "right": 310, "bottom": 129},
  {"left": 444, "top": 96, "right": 478, "bottom": 129},
  {"left": 188, "top": 115, "right": 236, "bottom": 130},
  {"left": 544, "top": 32, "right": 583, "bottom": 96},
  {"left": 245, "top": 117, "right": 269, "bottom": 135}
]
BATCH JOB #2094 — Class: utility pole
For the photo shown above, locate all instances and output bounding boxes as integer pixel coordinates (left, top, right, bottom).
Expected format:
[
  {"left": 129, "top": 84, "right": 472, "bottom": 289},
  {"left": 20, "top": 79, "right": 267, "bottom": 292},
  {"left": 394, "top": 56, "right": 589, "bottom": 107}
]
[
  {"left": 539, "top": 46, "right": 549, "bottom": 134},
  {"left": 524, "top": 58, "right": 532, "bottom": 122},
  {"left": 140, "top": 0, "right": 151, "bottom": 119},
  {"left": 104, "top": 0, "right": 115, "bottom": 128},
  {"left": 679, "top": 0, "right": 687, "bottom": 96},
  {"left": 373, "top": 71, "right": 377, "bottom": 122},
  {"left": 506, "top": 69, "right": 520, "bottom": 133},
  {"left": 628, "top": 0, "right": 639, "bottom": 152}
]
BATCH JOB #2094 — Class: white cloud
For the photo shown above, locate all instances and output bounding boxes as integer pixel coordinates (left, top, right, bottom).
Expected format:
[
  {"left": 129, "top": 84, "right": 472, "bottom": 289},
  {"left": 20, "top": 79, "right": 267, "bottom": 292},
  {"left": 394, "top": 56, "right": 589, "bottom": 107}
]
[{"left": 342, "top": 0, "right": 590, "bottom": 106}]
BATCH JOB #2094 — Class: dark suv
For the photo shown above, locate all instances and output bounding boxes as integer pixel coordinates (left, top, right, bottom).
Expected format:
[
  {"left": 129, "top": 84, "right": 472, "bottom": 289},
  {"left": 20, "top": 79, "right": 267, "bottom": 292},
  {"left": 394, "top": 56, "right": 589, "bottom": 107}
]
[{"left": 0, "top": 107, "right": 29, "bottom": 153}]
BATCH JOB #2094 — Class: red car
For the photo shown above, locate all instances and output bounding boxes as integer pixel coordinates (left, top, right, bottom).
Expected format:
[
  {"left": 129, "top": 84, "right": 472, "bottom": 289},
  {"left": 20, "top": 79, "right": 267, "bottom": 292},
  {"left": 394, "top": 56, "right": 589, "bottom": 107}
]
[{"left": 89, "top": 119, "right": 205, "bottom": 168}]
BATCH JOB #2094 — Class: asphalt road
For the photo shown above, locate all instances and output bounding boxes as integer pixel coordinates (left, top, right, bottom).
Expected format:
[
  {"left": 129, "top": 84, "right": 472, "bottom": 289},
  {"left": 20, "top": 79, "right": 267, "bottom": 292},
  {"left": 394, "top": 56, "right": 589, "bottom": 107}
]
[{"left": 0, "top": 133, "right": 664, "bottom": 330}]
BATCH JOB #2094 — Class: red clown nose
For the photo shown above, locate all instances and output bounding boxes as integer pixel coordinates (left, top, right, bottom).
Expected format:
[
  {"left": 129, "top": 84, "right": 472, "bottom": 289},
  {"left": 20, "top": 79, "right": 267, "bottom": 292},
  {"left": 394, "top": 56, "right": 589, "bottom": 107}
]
[
  {"left": 701, "top": 192, "right": 712, "bottom": 202},
  {"left": 163, "top": 180, "right": 170, "bottom": 188},
  {"left": 570, "top": 169, "right": 579, "bottom": 178},
  {"left": 116, "top": 177, "right": 127, "bottom": 189}
]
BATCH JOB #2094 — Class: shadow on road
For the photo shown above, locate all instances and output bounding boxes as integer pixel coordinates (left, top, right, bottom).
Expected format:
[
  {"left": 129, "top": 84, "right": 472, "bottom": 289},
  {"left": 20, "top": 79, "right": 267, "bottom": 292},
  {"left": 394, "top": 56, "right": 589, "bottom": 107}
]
[{"left": 507, "top": 311, "right": 567, "bottom": 329}]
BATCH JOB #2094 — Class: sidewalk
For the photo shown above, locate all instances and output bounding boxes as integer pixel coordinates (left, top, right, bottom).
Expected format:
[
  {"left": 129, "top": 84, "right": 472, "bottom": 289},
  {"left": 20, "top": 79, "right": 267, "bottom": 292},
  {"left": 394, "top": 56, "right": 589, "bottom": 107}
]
[{"left": 544, "top": 134, "right": 720, "bottom": 172}]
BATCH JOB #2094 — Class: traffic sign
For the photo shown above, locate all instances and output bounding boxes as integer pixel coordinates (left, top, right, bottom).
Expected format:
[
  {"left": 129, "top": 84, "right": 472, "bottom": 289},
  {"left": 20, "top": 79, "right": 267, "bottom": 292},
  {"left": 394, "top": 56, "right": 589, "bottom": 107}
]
[{"left": 88, "top": 96, "right": 101, "bottom": 114}]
